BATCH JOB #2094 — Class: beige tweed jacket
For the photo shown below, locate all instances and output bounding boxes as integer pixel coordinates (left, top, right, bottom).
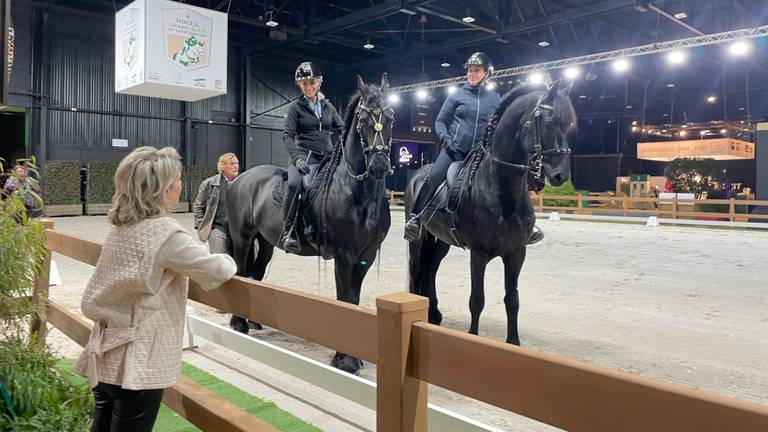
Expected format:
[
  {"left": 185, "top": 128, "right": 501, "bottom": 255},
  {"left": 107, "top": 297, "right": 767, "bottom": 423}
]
[{"left": 74, "top": 216, "right": 237, "bottom": 390}]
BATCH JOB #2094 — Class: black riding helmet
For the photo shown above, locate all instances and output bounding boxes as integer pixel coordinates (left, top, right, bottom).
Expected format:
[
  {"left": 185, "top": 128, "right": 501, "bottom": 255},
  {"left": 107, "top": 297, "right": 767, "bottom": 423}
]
[
  {"left": 463, "top": 52, "right": 494, "bottom": 78},
  {"left": 295, "top": 62, "right": 322, "bottom": 82}
]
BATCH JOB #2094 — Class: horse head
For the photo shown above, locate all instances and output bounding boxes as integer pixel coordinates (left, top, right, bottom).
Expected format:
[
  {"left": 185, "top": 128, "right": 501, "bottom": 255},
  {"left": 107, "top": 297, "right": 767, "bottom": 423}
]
[
  {"left": 524, "top": 79, "right": 576, "bottom": 186},
  {"left": 348, "top": 74, "right": 394, "bottom": 180}
]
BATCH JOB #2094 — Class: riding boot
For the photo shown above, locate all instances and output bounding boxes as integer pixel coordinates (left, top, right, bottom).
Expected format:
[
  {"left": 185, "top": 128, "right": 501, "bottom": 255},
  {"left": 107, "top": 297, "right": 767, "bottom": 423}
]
[
  {"left": 280, "top": 188, "right": 301, "bottom": 254},
  {"left": 527, "top": 224, "right": 544, "bottom": 245},
  {"left": 404, "top": 179, "right": 438, "bottom": 242}
]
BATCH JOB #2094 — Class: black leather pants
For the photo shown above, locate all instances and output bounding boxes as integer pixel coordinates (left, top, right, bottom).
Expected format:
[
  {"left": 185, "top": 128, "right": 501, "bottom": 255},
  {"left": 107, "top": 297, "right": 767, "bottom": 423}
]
[{"left": 91, "top": 382, "right": 164, "bottom": 432}]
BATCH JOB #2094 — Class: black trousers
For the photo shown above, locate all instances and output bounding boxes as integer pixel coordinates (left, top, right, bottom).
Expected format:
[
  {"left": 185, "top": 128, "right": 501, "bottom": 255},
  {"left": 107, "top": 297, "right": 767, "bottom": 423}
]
[
  {"left": 412, "top": 148, "right": 466, "bottom": 214},
  {"left": 91, "top": 382, "right": 164, "bottom": 432},
  {"left": 284, "top": 151, "right": 324, "bottom": 223}
]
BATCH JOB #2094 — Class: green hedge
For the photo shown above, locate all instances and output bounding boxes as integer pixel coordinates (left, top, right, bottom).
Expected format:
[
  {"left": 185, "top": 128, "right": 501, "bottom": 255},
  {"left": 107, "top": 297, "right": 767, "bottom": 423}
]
[
  {"left": 43, "top": 161, "right": 81, "bottom": 206},
  {"left": 540, "top": 180, "right": 578, "bottom": 207},
  {"left": 86, "top": 160, "right": 118, "bottom": 204},
  {"left": 189, "top": 165, "right": 218, "bottom": 202}
]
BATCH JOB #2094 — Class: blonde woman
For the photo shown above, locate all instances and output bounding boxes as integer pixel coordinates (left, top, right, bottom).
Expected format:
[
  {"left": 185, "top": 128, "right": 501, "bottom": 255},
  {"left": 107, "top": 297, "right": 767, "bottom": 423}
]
[{"left": 74, "top": 146, "right": 237, "bottom": 432}]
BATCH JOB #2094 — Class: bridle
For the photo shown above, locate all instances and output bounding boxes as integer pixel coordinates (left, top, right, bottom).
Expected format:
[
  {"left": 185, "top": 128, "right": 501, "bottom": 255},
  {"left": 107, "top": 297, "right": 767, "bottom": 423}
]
[
  {"left": 343, "top": 101, "right": 394, "bottom": 181},
  {"left": 491, "top": 96, "right": 572, "bottom": 179}
]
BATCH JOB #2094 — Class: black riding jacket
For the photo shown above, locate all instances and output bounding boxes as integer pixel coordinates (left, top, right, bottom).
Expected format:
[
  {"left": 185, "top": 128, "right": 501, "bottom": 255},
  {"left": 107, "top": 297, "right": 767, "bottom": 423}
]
[{"left": 283, "top": 96, "right": 345, "bottom": 163}]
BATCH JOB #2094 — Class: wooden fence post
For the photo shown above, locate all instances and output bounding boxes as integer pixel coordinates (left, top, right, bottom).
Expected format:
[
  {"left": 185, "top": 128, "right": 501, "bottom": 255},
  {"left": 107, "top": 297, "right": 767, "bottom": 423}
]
[
  {"left": 672, "top": 197, "right": 678, "bottom": 219},
  {"left": 31, "top": 219, "right": 54, "bottom": 347},
  {"left": 622, "top": 196, "right": 629, "bottom": 217},
  {"left": 376, "top": 292, "right": 428, "bottom": 432},
  {"left": 538, "top": 193, "right": 544, "bottom": 212},
  {"left": 577, "top": 194, "right": 583, "bottom": 214},
  {"left": 729, "top": 198, "right": 736, "bottom": 222}
]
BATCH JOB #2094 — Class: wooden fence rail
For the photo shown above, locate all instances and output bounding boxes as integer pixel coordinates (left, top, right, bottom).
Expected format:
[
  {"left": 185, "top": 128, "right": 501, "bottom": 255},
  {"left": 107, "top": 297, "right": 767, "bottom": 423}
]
[{"left": 31, "top": 221, "right": 768, "bottom": 432}]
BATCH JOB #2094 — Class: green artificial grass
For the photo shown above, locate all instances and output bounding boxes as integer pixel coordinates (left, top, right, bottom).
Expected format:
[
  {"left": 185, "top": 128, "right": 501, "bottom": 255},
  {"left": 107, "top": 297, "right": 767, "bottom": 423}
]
[{"left": 55, "top": 359, "right": 322, "bottom": 432}]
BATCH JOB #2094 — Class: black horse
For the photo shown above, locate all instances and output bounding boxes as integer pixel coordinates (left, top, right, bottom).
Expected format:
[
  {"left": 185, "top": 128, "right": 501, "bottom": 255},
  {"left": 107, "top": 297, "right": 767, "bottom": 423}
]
[
  {"left": 226, "top": 74, "right": 393, "bottom": 374},
  {"left": 405, "top": 81, "right": 576, "bottom": 345}
]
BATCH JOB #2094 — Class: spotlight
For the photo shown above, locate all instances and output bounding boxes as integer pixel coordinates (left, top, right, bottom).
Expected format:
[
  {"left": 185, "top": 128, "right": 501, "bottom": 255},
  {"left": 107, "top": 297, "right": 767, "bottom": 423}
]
[
  {"left": 666, "top": 83, "right": 675, "bottom": 88},
  {"left": 440, "top": 62, "right": 450, "bottom": 68},
  {"left": 538, "top": 41, "right": 550, "bottom": 47},
  {"left": 485, "top": 81, "right": 496, "bottom": 90},
  {"left": 674, "top": 12, "right": 688, "bottom": 19},
  {"left": 462, "top": 9, "right": 475, "bottom": 23},
  {"left": 700, "top": 130, "right": 709, "bottom": 135},
  {"left": 564, "top": 67, "right": 580, "bottom": 80},
  {"left": 667, "top": 50, "right": 685, "bottom": 64},
  {"left": 528, "top": 73, "right": 544, "bottom": 84},
  {"left": 265, "top": 10, "right": 278, "bottom": 27},
  {"left": 416, "top": 89, "right": 428, "bottom": 100},
  {"left": 729, "top": 41, "right": 750, "bottom": 56},
  {"left": 707, "top": 95, "right": 717, "bottom": 103},
  {"left": 388, "top": 93, "right": 400, "bottom": 104},
  {"left": 720, "top": 129, "right": 727, "bottom": 134},
  {"left": 446, "top": 86, "right": 457, "bottom": 94},
  {"left": 631, "top": 126, "right": 638, "bottom": 132},
  {"left": 612, "top": 58, "right": 630, "bottom": 72},
  {"left": 679, "top": 130, "right": 687, "bottom": 137},
  {"left": 363, "top": 36, "right": 374, "bottom": 49}
]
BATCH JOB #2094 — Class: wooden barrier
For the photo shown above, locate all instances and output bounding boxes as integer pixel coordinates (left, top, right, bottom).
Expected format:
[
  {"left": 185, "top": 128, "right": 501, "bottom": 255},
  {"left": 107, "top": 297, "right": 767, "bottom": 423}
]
[
  {"left": 531, "top": 193, "right": 768, "bottom": 223},
  {"left": 388, "top": 190, "right": 406, "bottom": 206},
  {"left": 34, "top": 224, "right": 768, "bottom": 432}
]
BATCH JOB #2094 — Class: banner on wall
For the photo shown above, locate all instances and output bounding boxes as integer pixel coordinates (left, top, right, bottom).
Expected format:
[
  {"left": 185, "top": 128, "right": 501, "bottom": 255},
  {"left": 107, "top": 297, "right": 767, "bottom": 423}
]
[{"left": 115, "top": 0, "right": 227, "bottom": 102}]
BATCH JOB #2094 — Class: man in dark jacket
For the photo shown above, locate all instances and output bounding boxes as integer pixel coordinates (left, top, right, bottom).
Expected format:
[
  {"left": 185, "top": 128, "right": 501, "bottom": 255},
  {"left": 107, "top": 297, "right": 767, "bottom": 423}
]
[{"left": 281, "top": 62, "right": 345, "bottom": 253}]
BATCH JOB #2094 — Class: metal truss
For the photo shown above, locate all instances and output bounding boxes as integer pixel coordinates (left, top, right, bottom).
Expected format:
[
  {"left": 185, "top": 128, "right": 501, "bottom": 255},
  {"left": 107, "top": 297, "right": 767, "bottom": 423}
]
[{"left": 390, "top": 24, "right": 768, "bottom": 92}]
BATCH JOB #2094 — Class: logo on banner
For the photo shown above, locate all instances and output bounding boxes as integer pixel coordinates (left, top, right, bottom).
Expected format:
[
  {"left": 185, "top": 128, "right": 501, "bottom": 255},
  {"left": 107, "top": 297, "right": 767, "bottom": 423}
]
[
  {"left": 163, "top": 9, "right": 212, "bottom": 71},
  {"left": 121, "top": 8, "right": 140, "bottom": 70},
  {"left": 399, "top": 146, "right": 413, "bottom": 164}
]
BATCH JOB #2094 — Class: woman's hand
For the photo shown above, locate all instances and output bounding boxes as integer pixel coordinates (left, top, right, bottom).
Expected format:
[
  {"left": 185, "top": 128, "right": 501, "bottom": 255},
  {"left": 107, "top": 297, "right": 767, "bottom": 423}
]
[{"left": 294, "top": 159, "right": 310, "bottom": 175}]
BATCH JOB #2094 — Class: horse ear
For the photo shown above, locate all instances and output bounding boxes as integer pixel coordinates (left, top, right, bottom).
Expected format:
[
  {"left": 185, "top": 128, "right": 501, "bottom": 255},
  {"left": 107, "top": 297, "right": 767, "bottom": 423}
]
[
  {"left": 559, "top": 81, "right": 574, "bottom": 97},
  {"left": 380, "top": 73, "right": 389, "bottom": 92},
  {"left": 543, "top": 79, "right": 561, "bottom": 103},
  {"left": 357, "top": 74, "right": 366, "bottom": 92}
]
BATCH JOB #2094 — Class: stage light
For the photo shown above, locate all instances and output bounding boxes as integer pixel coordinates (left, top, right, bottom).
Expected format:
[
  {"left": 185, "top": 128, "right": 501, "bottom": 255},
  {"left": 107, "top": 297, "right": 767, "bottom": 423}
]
[
  {"left": 265, "top": 10, "right": 278, "bottom": 27},
  {"left": 612, "top": 59, "right": 630, "bottom": 72},
  {"left": 729, "top": 41, "right": 750, "bottom": 56},
  {"left": 564, "top": 67, "right": 580, "bottom": 80},
  {"left": 446, "top": 86, "right": 457, "bottom": 94},
  {"left": 707, "top": 95, "right": 717, "bottom": 103},
  {"left": 363, "top": 37, "right": 374, "bottom": 49},
  {"left": 528, "top": 73, "right": 544, "bottom": 84},
  {"left": 538, "top": 41, "right": 550, "bottom": 47},
  {"left": 416, "top": 89, "right": 428, "bottom": 100},
  {"left": 388, "top": 93, "right": 400, "bottom": 104},
  {"left": 667, "top": 50, "right": 686, "bottom": 64},
  {"left": 485, "top": 81, "right": 496, "bottom": 90},
  {"left": 674, "top": 12, "right": 687, "bottom": 19},
  {"left": 440, "top": 62, "right": 450, "bottom": 68}
]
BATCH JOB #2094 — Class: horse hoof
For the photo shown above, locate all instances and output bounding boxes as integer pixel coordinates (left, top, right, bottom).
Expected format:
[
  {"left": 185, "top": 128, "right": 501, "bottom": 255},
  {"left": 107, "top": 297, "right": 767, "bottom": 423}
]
[
  {"left": 229, "top": 316, "right": 249, "bottom": 334},
  {"left": 506, "top": 338, "right": 521, "bottom": 346},
  {"left": 428, "top": 310, "right": 442, "bottom": 326},
  {"left": 331, "top": 353, "right": 363, "bottom": 375}
]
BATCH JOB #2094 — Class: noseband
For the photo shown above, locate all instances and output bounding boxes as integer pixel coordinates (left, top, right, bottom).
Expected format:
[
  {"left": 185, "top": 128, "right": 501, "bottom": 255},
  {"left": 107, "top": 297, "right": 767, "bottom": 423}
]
[{"left": 343, "top": 102, "right": 394, "bottom": 181}]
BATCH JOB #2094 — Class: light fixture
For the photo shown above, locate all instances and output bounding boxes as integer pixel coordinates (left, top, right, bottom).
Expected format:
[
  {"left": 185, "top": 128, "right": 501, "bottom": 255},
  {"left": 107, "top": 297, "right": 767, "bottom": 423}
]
[
  {"left": 707, "top": 95, "right": 717, "bottom": 103},
  {"left": 729, "top": 41, "right": 750, "bottom": 56},
  {"left": 666, "top": 83, "right": 675, "bottom": 88},
  {"left": 485, "top": 81, "right": 496, "bottom": 90},
  {"left": 415, "top": 88, "right": 428, "bottom": 100},
  {"left": 564, "top": 67, "right": 580, "bottom": 80},
  {"left": 446, "top": 86, "right": 457, "bottom": 94},
  {"left": 440, "top": 62, "right": 450, "bottom": 68},
  {"left": 612, "top": 58, "right": 629, "bottom": 72},
  {"left": 208, "top": 120, "right": 213, "bottom": 124},
  {"left": 700, "top": 130, "right": 709, "bottom": 135},
  {"left": 265, "top": 10, "right": 279, "bottom": 27},
  {"left": 363, "top": 36, "right": 374, "bottom": 49},
  {"left": 679, "top": 130, "right": 687, "bottom": 137},
  {"left": 388, "top": 93, "right": 400, "bottom": 104},
  {"left": 674, "top": 12, "right": 688, "bottom": 19},
  {"left": 528, "top": 72, "right": 544, "bottom": 84},
  {"left": 462, "top": 9, "right": 475, "bottom": 23},
  {"left": 538, "top": 41, "right": 550, "bottom": 47},
  {"left": 667, "top": 50, "right": 686, "bottom": 64},
  {"left": 720, "top": 129, "right": 727, "bottom": 134},
  {"left": 631, "top": 126, "right": 638, "bottom": 132}
]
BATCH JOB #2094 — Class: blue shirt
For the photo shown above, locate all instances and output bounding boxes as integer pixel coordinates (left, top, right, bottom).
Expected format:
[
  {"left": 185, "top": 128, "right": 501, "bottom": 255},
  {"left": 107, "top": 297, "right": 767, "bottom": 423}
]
[{"left": 304, "top": 95, "right": 323, "bottom": 119}]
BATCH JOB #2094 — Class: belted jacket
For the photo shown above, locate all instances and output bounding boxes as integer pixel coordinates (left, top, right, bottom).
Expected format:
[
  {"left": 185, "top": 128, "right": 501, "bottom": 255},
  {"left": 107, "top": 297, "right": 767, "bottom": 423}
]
[{"left": 74, "top": 217, "right": 236, "bottom": 390}]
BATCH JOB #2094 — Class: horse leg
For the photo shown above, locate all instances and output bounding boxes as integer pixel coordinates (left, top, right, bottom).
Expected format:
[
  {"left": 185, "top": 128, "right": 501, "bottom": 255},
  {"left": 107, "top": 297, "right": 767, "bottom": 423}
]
[
  {"left": 229, "top": 230, "right": 257, "bottom": 334},
  {"left": 502, "top": 249, "right": 525, "bottom": 346},
  {"left": 329, "top": 249, "right": 369, "bottom": 375},
  {"left": 229, "top": 234, "right": 274, "bottom": 334},
  {"left": 468, "top": 251, "right": 491, "bottom": 336},
  {"left": 408, "top": 233, "right": 449, "bottom": 325},
  {"left": 246, "top": 235, "right": 275, "bottom": 331}
]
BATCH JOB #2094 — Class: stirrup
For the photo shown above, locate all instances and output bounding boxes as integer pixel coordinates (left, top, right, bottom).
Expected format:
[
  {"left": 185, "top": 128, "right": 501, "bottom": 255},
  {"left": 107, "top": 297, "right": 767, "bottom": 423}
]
[{"left": 404, "top": 214, "right": 422, "bottom": 242}]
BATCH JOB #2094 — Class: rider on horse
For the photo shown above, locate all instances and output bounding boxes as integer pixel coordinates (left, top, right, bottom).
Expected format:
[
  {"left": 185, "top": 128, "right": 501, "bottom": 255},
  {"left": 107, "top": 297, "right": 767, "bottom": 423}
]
[
  {"left": 403, "top": 52, "right": 545, "bottom": 245},
  {"left": 281, "top": 62, "right": 345, "bottom": 253}
]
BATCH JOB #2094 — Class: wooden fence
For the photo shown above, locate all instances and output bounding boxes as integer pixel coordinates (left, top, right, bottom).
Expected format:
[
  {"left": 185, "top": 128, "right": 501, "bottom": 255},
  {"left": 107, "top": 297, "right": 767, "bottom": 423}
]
[
  {"left": 530, "top": 193, "right": 768, "bottom": 223},
  {"left": 31, "top": 220, "right": 768, "bottom": 431}
]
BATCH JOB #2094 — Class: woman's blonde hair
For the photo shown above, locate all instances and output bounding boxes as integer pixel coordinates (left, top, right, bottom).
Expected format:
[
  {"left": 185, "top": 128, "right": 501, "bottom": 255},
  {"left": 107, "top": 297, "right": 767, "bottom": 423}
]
[
  {"left": 108, "top": 146, "right": 182, "bottom": 226},
  {"left": 217, "top": 152, "right": 237, "bottom": 173}
]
